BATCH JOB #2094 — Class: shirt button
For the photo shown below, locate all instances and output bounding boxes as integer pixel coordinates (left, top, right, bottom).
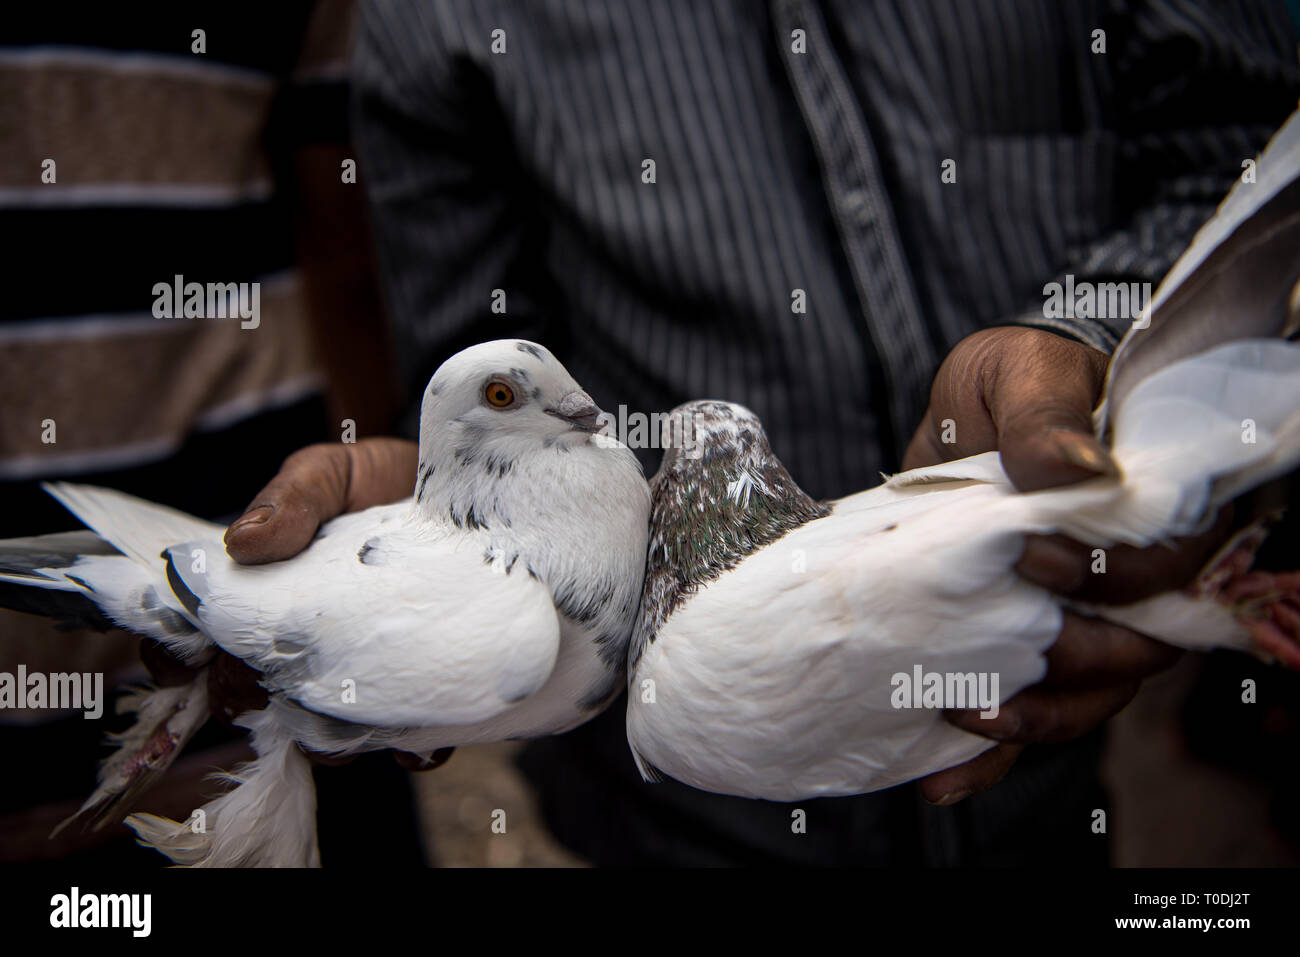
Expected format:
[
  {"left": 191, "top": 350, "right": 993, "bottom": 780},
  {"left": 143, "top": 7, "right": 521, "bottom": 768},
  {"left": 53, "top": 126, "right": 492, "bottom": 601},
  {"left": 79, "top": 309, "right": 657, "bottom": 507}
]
[{"left": 842, "top": 188, "right": 873, "bottom": 226}]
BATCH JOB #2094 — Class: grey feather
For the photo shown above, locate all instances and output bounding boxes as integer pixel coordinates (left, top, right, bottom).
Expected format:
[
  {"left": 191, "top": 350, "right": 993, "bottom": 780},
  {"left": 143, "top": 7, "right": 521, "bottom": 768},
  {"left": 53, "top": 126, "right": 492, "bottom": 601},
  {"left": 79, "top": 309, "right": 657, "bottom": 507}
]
[{"left": 1101, "top": 114, "right": 1300, "bottom": 435}]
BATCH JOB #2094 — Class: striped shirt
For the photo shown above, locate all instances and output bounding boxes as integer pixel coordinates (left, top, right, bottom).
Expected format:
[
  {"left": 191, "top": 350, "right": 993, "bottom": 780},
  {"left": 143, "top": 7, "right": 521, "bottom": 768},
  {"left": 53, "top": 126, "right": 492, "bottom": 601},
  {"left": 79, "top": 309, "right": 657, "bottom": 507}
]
[
  {"left": 0, "top": 3, "right": 355, "bottom": 536},
  {"left": 354, "top": 0, "right": 1300, "bottom": 867},
  {"left": 355, "top": 0, "right": 1299, "bottom": 496}
]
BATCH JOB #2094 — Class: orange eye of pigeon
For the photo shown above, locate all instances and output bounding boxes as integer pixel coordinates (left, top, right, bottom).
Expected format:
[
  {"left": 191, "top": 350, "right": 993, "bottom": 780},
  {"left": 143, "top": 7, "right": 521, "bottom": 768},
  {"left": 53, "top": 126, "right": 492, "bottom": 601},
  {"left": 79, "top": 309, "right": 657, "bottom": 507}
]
[{"left": 485, "top": 381, "right": 515, "bottom": 408}]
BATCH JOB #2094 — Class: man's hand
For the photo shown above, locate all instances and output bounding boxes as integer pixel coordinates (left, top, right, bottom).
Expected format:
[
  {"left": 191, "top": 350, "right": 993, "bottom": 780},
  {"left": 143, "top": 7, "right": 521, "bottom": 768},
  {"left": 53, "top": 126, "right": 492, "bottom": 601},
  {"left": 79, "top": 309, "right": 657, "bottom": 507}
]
[
  {"left": 903, "top": 327, "right": 1226, "bottom": 805},
  {"left": 224, "top": 438, "right": 419, "bottom": 564}
]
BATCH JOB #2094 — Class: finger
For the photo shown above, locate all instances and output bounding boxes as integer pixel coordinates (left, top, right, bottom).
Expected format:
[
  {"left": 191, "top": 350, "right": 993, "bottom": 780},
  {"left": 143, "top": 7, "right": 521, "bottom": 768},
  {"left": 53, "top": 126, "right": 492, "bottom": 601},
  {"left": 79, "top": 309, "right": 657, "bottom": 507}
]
[
  {"left": 900, "top": 409, "right": 937, "bottom": 471},
  {"left": 225, "top": 439, "right": 418, "bottom": 565},
  {"left": 946, "top": 681, "right": 1140, "bottom": 744},
  {"left": 139, "top": 638, "right": 198, "bottom": 687},
  {"left": 1000, "top": 424, "right": 1118, "bottom": 493},
  {"left": 224, "top": 444, "right": 351, "bottom": 565},
  {"left": 985, "top": 341, "right": 1116, "bottom": 492},
  {"left": 918, "top": 743, "right": 1025, "bottom": 805},
  {"left": 904, "top": 342, "right": 1002, "bottom": 467},
  {"left": 1016, "top": 506, "right": 1233, "bottom": 603},
  {"left": 392, "top": 747, "right": 455, "bottom": 772},
  {"left": 902, "top": 328, "right": 1115, "bottom": 484}
]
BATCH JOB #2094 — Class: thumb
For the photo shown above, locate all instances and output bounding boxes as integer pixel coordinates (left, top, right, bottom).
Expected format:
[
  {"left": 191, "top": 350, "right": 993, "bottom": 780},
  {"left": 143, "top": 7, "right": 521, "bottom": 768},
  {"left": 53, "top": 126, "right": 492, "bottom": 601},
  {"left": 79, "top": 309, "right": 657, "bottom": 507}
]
[
  {"left": 986, "top": 340, "right": 1118, "bottom": 492},
  {"left": 224, "top": 439, "right": 418, "bottom": 565},
  {"left": 224, "top": 443, "right": 352, "bottom": 565},
  {"left": 995, "top": 406, "right": 1118, "bottom": 493}
]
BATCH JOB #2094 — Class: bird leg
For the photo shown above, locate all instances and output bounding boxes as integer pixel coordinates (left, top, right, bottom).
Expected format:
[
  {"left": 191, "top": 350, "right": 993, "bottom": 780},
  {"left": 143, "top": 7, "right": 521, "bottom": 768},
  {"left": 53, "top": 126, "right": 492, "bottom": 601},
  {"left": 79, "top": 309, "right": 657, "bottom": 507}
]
[{"left": 1188, "top": 518, "right": 1300, "bottom": 669}]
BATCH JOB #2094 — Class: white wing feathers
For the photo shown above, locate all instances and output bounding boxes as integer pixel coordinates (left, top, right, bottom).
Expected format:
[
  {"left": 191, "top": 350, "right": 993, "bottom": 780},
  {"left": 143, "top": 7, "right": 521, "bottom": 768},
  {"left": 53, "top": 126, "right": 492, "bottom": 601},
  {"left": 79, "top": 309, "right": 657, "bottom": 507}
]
[
  {"left": 1098, "top": 108, "right": 1300, "bottom": 426},
  {"left": 628, "top": 491, "right": 1060, "bottom": 800},
  {"left": 13, "top": 483, "right": 219, "bottom": 655},
  {"left": 43, "top": 481, "right": 222, "bottom": 572},
  {"left": 1005, "top": 340, "right": 1300, "bottom": 550},
  {"left": 164, "top": 505, "right": 562, "bottom": 729},
  {"left": 31, "top": 485, "right": 563, "bottom": 731}
]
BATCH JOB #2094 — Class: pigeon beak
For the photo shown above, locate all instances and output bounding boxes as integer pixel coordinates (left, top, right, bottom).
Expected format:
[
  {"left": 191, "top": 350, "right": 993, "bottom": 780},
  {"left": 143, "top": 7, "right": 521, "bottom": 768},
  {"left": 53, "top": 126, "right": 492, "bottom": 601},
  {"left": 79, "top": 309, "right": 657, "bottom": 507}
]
[{"left": 547, "top": 390, "right": 604, "bottom": 433}]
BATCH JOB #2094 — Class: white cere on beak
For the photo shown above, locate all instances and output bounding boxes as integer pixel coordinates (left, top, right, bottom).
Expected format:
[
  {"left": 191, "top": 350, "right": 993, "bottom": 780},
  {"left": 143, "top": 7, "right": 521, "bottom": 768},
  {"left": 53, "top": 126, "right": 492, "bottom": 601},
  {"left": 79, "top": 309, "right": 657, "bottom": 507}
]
[{"left": 549, "top": 391, "right": 603, "bottom": 433}]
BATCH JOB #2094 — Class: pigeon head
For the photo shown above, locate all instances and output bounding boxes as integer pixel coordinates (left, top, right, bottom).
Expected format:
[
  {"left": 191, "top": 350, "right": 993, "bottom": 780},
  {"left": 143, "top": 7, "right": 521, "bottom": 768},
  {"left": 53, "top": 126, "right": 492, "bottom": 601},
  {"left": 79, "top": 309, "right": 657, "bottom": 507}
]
[
  {"left": 650, "top": 400, "right": 830, "bottom": 575},
  {"left": 631, "top": 400, "right": 831, "bottom": 670},
  {"left": 655, "top": 400, "right": 779, "bottom": 487},
  {"left": 419, "top": 339, "right": 603, "bottom": 450},
  {"left": 413, "top": 339, "right": 643, "bottom": 531}
]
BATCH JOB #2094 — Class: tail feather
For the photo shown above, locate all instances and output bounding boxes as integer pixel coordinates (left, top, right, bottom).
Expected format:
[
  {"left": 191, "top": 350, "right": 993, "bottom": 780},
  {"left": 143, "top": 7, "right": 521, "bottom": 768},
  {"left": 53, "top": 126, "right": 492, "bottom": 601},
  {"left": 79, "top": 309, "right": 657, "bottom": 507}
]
[
  {"left": 1017, "top": 339, "right": 1300, "bottom": 550},
  {"left": 126, "top": 708, "right": 320, "bottom": 867},
  {"left": 0, "top": 530, "right": 120, "bottom": 579},
  {"left": 1212, "top": 410, "right": 1300, "bottom": 506},
  {"left": 0, "top": 487, "right": 220, "bottom": 658},
  {"left": 1012, "top": 111, "right": 1300, "bottom": 670},
  {"left": 0, "top": 530, "right": 122, "bottom": 628},
  {"left": 1110, "top": 338, "right": 1300, "bottom": 522},
  {"left": 41, "top": 482, "right": 222, "bottom": 572}
]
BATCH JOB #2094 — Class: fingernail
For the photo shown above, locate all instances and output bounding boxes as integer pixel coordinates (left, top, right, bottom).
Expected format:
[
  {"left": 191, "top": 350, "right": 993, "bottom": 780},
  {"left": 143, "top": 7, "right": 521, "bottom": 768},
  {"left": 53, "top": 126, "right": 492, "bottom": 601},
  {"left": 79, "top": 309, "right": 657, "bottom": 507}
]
[
  {"left": 932, "top": 789, "right": 971, "bottom": 806},
  {"left": 1049, "top": 431, "right": 1119, "bottom": 478},
  {"left": 228, "top": 505, "right": 274, "bottom": 535}
]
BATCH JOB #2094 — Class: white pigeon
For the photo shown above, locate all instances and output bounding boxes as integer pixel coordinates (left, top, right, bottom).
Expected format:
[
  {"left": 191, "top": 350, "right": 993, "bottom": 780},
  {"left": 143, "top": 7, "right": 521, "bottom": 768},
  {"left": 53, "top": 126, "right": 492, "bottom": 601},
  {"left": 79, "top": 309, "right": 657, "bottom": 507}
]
[
  {"left": 626, "top": 111, "right": 1300, "bottom": 802},
  {"left": 0, "top": 340, "right": 650, "bottom": 866}
]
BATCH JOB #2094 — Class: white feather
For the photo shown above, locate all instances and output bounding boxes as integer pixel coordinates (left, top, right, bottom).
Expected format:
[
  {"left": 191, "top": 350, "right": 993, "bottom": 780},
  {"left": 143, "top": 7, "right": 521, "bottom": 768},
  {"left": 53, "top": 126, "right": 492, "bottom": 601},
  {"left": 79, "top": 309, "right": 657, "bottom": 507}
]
[{"left": 126, "top": 708, "right": 319, "bottom": 868}]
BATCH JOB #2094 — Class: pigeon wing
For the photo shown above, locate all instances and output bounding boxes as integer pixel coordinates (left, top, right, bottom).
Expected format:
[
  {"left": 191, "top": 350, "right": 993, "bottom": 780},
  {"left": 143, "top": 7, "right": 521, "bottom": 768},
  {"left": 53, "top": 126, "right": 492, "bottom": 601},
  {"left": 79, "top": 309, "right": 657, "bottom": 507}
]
[
  {"left": 164, "top": 508, "right": 562, "bottom": 729},
  {"left": 629, "top": 487, "right": 1058, "bottom": 800}
]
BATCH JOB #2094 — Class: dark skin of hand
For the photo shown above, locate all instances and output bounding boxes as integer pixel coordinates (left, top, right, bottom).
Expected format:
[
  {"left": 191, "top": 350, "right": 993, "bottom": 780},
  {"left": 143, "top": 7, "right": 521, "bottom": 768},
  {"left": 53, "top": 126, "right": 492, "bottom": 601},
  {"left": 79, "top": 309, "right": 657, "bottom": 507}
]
[{"left": 904, "top": 326, "right": 1230, "bottom": 805}]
